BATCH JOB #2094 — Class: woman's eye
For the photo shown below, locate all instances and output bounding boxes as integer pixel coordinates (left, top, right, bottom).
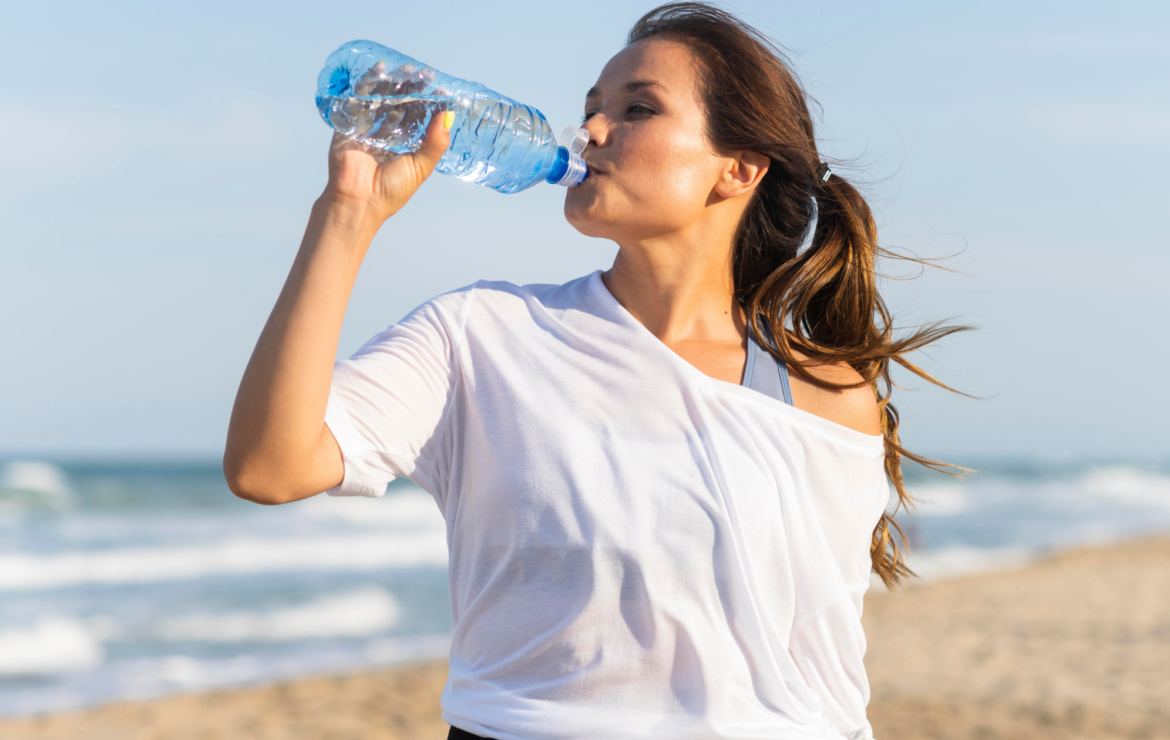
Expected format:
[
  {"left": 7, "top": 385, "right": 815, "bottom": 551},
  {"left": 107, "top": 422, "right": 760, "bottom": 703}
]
[{"left": 580, "top": 104, "right": 654, "bottom": 124}]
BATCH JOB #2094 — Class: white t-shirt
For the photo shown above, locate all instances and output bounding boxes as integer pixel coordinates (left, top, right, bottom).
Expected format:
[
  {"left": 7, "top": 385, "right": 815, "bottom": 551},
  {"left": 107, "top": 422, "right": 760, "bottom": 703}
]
[{"left": 324, "top": 271, "right": 890, "bottom": 740}]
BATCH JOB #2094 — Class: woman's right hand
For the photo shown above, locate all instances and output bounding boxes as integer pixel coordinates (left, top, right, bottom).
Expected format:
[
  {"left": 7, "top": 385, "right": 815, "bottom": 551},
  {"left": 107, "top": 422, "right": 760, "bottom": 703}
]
[{"left": 321, "top": 110, "right": 453, "bottom": 223}]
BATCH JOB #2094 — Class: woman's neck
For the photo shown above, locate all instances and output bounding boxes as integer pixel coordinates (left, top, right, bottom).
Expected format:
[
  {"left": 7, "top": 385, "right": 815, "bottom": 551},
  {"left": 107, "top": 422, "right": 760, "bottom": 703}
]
[{"left": 602, "top": 230, "right": 745, "bottom": 346}]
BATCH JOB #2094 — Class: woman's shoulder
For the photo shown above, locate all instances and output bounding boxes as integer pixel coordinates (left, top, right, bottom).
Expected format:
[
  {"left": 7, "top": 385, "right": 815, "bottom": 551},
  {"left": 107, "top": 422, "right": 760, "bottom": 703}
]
[{"left": 785, "top": 351, "right": 883, "bottom": 437}]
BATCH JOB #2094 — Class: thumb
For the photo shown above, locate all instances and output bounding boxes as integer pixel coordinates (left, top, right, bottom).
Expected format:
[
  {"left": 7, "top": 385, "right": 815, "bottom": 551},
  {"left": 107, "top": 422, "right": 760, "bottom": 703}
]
[{"left": 409, "top": 109, "right": 453, "bottom": 176}]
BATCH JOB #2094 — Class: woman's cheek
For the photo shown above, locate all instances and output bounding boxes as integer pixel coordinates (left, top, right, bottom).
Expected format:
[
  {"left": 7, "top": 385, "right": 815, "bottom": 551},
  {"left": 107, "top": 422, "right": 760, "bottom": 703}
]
[{"left": 638, "top": 147, "right": 712, "bottom": 212}]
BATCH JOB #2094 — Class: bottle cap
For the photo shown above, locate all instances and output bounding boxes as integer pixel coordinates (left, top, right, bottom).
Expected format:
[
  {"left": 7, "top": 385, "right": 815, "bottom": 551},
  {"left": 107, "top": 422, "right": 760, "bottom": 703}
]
[{"left": 548, "top": 126, "right": 589, "bottom": 187}]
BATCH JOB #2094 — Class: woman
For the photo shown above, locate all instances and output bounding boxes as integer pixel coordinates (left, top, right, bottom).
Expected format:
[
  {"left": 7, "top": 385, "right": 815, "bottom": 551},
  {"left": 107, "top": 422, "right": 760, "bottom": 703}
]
[{"left": 225, "top": 3, "right": 961, "bottom": 738}]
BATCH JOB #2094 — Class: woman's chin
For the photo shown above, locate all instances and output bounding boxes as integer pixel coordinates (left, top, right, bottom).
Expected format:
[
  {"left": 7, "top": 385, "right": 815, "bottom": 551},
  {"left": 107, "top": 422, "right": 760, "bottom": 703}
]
[
  {"left": 563, "top": 195, "right": 608, "bottom": 237},
  {"left": 564, "top": 186, "right": 658, "bottom": 240},
  {"left": 564, "top": 215, "right": 612, "bottom": 239}
]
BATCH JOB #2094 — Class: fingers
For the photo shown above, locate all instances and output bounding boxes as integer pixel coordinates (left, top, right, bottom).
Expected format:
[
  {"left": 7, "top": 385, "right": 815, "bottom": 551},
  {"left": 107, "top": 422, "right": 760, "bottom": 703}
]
[
  {"left": 409, "top": 110, "right": 453, "bottom": 177},
  {"left": 331, "top": 130, "right": 398, "bottom": 165}
]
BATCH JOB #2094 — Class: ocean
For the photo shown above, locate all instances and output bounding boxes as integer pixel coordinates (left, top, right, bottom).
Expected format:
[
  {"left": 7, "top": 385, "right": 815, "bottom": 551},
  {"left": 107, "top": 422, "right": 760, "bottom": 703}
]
[{"left": 2, "top": 456, "right": 1169, "bottom": 716}]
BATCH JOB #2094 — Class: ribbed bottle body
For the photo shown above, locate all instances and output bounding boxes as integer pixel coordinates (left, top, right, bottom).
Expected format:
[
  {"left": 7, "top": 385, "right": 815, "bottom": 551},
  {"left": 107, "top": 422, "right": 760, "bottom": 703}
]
[{"left": 316, "top": 40, "right": 562, "bottom": 194}]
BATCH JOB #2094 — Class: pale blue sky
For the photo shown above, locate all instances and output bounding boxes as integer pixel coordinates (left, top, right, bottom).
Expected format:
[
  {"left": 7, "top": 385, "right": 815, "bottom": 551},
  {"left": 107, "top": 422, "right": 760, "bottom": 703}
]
[{"left": 1, "top": 1, "right": 1167, "bottom": 460}]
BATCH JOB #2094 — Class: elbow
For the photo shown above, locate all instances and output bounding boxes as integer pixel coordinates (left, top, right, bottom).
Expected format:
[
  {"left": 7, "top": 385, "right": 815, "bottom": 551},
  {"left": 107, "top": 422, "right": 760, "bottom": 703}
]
[{"left": 223, "top": 451, "right": 289, "bottom": 506}]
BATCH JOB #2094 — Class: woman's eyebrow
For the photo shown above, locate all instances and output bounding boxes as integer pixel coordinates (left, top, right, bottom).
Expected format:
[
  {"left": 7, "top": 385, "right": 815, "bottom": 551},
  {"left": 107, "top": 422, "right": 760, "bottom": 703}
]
[{"left": 585, "top": 80, "right": 668, "bottom": 100}]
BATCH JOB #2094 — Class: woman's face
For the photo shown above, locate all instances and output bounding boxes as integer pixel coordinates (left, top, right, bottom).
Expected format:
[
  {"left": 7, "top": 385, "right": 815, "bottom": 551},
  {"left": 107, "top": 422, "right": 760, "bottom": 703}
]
[{"left": 564, "top": 39, "right": 732, "bottom": 242}]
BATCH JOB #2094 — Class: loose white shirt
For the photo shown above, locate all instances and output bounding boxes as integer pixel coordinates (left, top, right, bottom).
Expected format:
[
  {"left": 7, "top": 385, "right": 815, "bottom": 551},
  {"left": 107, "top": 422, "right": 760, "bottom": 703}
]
[{"left": 324, "top": 271, "right": 890, "bottom": 740}]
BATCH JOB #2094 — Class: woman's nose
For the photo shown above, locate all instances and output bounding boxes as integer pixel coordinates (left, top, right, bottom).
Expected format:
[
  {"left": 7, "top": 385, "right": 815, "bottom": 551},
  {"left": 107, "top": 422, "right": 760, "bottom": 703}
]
[{"left": 582, "top": 117, "right": 607, "bottom": 148}]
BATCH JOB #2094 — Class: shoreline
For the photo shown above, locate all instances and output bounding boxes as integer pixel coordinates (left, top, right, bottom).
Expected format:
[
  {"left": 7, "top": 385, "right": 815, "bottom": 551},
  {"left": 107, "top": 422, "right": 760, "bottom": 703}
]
[{"left": 3, "top": 535, "right": 1167, "bottom": 739}]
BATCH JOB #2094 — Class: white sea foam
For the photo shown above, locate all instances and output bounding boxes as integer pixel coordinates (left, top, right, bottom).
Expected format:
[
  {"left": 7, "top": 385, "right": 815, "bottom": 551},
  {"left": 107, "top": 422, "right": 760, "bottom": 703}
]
[
  {"left": 907, "top": 483, "right": 972, "bottom": 516},
  {"left": 122, "top": 654, "right": 263, "bottom": 691},
  {"left": 0, "top": 460, "right": 74, "bottom": 511},
  {"left": 869, "top": 544, "right": 1038, "bottom": 591},
  {"left": 0, "top": 530, "right": 448, "bottom": 591},
  {"left": 153, "top": 586, "right": 400, "bottom": 642},
  {"left": 905, "top": 544, "right": 1036, "bottom": 580},
  {"left": 361, "top": 633, "right": 452, "bottom": 664},
  {"left": 1077, "top": 466, "right": 1170, "bottom": 508},
  {"left": 294, "top": 488, "right": 444, "bottom": 528},
  {"left": 0, "top": 633, "right": 454, "bottom": 716},
  {"left": 0, "top": 460, "right": 70, "bottom": 496},
  {"left": 0, "top": 617, "right": 104, "bottom": 675}
]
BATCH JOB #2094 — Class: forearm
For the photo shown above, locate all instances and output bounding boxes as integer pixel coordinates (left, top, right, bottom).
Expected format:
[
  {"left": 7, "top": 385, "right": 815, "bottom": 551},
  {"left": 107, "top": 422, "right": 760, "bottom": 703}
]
[{"left": 224, "top": 196, "right": 382, "bottom": 502}]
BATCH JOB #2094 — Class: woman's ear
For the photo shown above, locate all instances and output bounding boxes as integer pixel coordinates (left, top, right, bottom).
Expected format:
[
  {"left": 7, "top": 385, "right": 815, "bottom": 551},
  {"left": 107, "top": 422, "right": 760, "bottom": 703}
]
[{"left": 715, "top": 150, "right": 769, "bottom": 199}]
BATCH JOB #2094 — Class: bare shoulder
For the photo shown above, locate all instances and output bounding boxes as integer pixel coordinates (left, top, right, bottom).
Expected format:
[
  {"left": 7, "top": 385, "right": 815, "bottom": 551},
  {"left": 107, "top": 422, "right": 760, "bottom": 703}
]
[{"left": 786, "top": 353, "right": 882, "bottom": 436}]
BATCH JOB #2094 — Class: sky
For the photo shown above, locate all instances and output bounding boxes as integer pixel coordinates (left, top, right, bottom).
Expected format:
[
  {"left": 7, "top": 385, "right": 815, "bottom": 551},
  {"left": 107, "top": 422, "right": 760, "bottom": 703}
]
[{"left": 1, "top": 0, "right": 1167, "bottom": 462}]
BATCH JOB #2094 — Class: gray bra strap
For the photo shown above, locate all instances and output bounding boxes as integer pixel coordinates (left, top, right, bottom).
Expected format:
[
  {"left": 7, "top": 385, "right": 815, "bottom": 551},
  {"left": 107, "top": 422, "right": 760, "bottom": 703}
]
[
  {"left": 776, "top": 351, "right": 794, "bottom": 406},
  {"left": 743, "top": 332, "right": 794, "bottom": 406},
  {"left": 743, "top": 332, "right": 759, "bottom": 388}
]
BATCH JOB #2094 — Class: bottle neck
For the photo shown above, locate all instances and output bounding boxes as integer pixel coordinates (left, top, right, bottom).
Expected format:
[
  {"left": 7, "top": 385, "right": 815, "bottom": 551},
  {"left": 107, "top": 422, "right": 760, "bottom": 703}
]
[{"left": 545, "top": 147, "right": 587, "bottom": 187}]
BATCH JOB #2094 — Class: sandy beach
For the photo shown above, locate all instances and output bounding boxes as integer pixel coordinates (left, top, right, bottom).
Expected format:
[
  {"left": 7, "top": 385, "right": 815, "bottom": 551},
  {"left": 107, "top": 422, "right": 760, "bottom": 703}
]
[{"left": 3, "top": 535, "right": 1167, "bottom": 740}]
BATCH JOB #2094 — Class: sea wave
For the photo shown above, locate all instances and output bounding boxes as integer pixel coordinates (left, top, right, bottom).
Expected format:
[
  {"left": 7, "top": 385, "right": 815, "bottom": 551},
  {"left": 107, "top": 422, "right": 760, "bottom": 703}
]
[
  {"left": 0, "top": 617, "right": 104, "bottom": 675},
  {"left": 906, "top": 483, "right": 972, "bottom": 516},
  {"left": 904, "top": 543, "right": 1037, "bottom": 581},
  {"left": 0, "top": 460, "right": 75, "bottom": 513},
  {"left": 903, "top": 464, "right": 1170, "bottom": 517},
  {"left": 869, "top": 544, "right": 1039, "bottom": 591},
  {"left": 0, "top": 634, "right": 453, "bottom": 716},
  {"left": 1076, "top": 466, "right": 1170, "bottom": 508},
  {"left": 0, "top": 531, "right": 448, "bottom": 591},
  {"left": 294, "top": 488, "right": 444, "bottom": 527},
  {"left": 151, "top": 586, "right": 401, "bottom": 642}
]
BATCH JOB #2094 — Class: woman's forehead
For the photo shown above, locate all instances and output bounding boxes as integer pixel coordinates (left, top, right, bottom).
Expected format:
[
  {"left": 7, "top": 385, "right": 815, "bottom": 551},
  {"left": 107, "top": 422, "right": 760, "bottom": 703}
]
[{"left": 589, "top": 39, "right": 699, "bottom": 100}]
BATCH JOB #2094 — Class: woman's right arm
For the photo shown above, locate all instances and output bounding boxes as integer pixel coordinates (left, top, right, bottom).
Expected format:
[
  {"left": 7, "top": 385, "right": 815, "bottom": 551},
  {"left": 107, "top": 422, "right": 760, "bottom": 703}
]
[{"left": 223, "top": 112, "right": 453, "bottom": 505}]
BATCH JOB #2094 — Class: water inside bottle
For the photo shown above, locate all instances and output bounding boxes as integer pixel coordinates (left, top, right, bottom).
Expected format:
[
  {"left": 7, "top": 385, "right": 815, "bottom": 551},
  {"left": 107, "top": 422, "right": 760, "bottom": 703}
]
[
  {"left": 316, "top": 49, "right": 564, "bottom": 193},
  {"left": 319, "top": 94, "right": 446, "bottom": 153},
  {"left": 319, "top": 60, "right": 449, "bottom": 153}
]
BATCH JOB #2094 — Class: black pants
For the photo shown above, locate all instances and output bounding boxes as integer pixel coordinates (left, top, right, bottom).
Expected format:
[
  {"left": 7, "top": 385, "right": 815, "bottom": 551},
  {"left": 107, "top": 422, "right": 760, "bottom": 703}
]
[{"left": 448, "top": 727, "right": 493, "bottom": 740}]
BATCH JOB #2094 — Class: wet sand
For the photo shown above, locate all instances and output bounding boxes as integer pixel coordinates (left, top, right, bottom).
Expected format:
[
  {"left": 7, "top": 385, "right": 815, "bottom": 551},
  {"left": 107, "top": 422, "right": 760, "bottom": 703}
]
[{"left": 3, "top": 536, "right": 1167, "bottom": 739}]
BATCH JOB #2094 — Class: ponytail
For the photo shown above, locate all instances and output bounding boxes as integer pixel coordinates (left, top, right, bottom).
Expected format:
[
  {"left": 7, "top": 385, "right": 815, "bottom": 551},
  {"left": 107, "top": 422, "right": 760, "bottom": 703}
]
[
  {"left": 629, "top": 2, "right": 970, "bottom": 588},
  {"left": 751, "top": 171, "right": 968, "bottom": 587}
]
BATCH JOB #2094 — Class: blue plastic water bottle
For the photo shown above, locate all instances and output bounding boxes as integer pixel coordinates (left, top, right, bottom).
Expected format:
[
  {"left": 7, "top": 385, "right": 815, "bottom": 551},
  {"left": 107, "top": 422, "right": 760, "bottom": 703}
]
[{"left": 316, "top": 40, "right": 588, "bottom": 194}]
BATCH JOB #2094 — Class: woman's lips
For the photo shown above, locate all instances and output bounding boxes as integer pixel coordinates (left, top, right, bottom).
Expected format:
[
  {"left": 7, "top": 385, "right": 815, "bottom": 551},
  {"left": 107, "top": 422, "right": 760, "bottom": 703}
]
[{"left": 586, "top": 163, "right": 607, "bottom": 177}]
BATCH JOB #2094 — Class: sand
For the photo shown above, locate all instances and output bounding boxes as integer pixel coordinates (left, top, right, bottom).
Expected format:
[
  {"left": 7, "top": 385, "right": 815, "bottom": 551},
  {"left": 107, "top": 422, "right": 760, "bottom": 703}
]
[
  {"left": 3, "top": 536, "right": 1168, "bottom": 740},
  {"left": 863, "top": 535, "right": 1170, "bottom": 739}
]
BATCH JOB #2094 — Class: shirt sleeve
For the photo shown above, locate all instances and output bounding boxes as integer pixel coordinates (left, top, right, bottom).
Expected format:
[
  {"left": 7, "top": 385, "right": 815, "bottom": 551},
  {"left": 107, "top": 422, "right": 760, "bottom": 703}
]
[{"left": 323, "top": 285, "right": 472, "bottom": 502}]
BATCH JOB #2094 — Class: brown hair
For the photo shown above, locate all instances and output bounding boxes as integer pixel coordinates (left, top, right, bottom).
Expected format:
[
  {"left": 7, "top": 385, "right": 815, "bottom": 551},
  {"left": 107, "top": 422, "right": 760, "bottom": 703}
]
[{"left": 628, "top": 2, "right": 968, "bottom": 588}]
